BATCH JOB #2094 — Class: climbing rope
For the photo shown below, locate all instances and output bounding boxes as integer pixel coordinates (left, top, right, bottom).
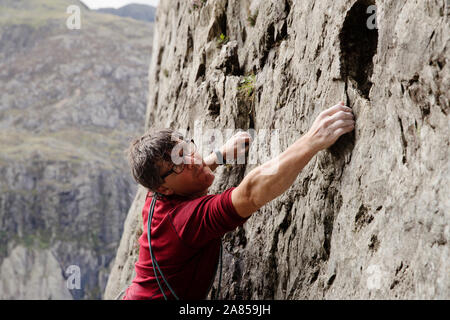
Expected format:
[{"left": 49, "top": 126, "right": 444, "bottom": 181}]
[{"left": 147, "top": 192, "right": 222, "bottom": 300}]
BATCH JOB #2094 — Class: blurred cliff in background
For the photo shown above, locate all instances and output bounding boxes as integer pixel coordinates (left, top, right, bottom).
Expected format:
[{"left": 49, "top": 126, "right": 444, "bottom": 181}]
[
  {"left": 96, "top": 3, "right": 156, "bottom": 23},
  {"left": 0, "top": 0, "right": 154, "bottom": 299}
]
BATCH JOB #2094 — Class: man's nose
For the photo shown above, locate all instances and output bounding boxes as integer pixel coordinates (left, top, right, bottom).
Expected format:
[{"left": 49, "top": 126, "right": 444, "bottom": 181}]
[{"left": 185, "top": 153, "right": 202, "bottom": 169}]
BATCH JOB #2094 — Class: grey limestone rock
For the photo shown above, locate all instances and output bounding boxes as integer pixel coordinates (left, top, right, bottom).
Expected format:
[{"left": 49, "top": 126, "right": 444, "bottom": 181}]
[{"left": 106, "top": 0, "right": 449, "bottom": 299}]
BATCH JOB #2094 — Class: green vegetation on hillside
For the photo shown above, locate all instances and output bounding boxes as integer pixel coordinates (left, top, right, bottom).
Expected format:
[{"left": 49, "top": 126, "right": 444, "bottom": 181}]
[
  {"left": 0, "top": 129, "right": 130, "bottom": 169},
  {"left": 0, "top": 0, "right": 74, "bottom": 28}
]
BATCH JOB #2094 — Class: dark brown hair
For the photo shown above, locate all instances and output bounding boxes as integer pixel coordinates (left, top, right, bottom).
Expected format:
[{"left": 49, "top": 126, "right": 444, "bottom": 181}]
[{"left": 127, "top": 129, "right": 183, "bottom": 191}]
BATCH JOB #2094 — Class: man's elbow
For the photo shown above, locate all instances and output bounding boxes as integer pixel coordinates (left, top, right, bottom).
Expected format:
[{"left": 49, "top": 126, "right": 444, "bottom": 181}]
[{"left": 231, "top": 176, "right": 263, "bottom": 218}]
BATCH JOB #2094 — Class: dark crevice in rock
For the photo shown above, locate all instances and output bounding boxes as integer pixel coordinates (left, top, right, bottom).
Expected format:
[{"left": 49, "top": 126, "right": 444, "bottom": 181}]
[
  {"left": 184, "top": 26, "right": 194, "bottom": 66},
  {"left": 314, "top": 37, "right": 324, "bottom": 60},
  {"left": 259, "top": 15, "right": 289, "bottom": 69},
  {"left": 207, "top": 87, "right": 220, "bottom": 117},
  {"left": 407, "top": 73, "right": 420, "bottom": 88},
  {"left": 153, "top": 91, "right": 159, "bottom": 112},
  {"left": 260, "top": 23, "right": 275, "bottom": 68},
  {"left": 310, "top": 269, "right": 320, "bottom": 284},
  {"left": 218, "top": 42, "right": 242, "bottom": 76},
  {"left": 223, "top": 0, "right": 229, "bottom": 35},
  {"left": 354, "top": 204, "right": 373, "bottom": 231},
  {"left": 155, "top": 46, "right": 165, "bottom": 83},
  {"left": 390, "top": 279, "right": 400, "bottom": 290},
  {"left": 322, "top": 187, "right": 342, "bottom": 259},
  {"left": 207, "top": 3, "right": 228, "bottom": 42},
  {"left": 284, "top": 0, "right": 292, "bottom": 18},
  {"left": 323, "top": 213, "right": 334, "bottom": 259},
  {"left": 339, "top": 0, "right": 378, "bottom": 99},
  {"left": 241, "top": 25, "right": 247, "bottom": 43},
  {"left": 248, "top": 108, "right": 255, "bottom": 130},
  {"left": 398, "top": 116, "right": 408, "bottom": 164},
  {"left": 327, "top": 274, "right": 336, "bottom": 287},
  {"left": 279, "top": 202, "right": 294, "bottom": 234},
  {"left": 276, "top": 19, "right": 288, "bottom": 44},
  {"left": 368, "top": 234, "right": 380, "bottom": 252},
  {"left": 265, "top": 245, "right": 278, "bottom": 298},
  {"left": 316, "top": 68, "right": 322, "bottom": 81},
  {"left": 195, "top": 50, "right": 206, "bottom": 81},
  {"left": 426, "top": 30, "right": 435, "bottom": 49}
]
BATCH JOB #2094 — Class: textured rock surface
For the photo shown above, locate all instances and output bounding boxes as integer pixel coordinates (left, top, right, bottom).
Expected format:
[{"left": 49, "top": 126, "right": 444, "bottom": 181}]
[
  {"left": 106, "top": 0, "right": 449, "bottom": 299},
  {"left": 0, "top": 0, "right": 153, "bottom": 299}
]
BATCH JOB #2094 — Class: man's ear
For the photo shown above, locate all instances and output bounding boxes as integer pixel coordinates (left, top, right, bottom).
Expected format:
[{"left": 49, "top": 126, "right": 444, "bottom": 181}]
[{"left": 155, "top": 185, "right": 174, "bottom": 196}]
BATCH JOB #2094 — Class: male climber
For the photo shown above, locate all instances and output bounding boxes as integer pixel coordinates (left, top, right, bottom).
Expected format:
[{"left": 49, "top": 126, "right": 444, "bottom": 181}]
[{"left": 123, "top": 102, "right": 355, "bottom": 300}]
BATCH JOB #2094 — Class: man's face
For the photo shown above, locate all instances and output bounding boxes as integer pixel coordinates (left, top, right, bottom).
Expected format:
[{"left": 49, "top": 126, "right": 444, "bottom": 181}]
[{"left": 157, "top": 140, "right": 215, "bottom": 197}]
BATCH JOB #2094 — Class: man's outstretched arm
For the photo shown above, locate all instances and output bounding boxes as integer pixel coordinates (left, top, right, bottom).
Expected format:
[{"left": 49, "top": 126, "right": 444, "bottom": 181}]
[{"left": 232, "top": 102, "right": 355, "bottom": 218}]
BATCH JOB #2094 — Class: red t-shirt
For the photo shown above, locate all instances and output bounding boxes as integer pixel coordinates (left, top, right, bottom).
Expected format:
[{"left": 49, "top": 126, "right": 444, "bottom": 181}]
[{"left": 123, "top": 187, "right": 248, "bottom": 300}]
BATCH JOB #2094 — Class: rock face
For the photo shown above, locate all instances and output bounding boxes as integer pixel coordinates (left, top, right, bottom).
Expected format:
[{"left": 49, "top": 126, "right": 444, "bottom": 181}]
[
  {"left": 105, "top": 0, "right": 449, "bottom": 299},
  {"left": 0, "top": 0, "right": 153, "bottom": 299}
]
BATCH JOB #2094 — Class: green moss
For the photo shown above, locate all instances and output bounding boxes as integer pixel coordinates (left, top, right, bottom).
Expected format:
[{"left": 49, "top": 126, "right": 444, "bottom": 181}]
[
  {"left": 36, "top": 230, "right": 52, "bottom": 250},
  {"left": 10, "top": 231, "right": 51, "bottom": 251},
  {"left": 217, "top": 33, "right": 229, "bottom": 46},
  {"left": 238, "top": 74, "right": 256, "bottom": 97},
  {"left": 0, "top": 0, "right": 71, "bottom": 29},
  {"left": 0, "top": 128, "right": 128, "bottom": 169},
  {"left": 0, "top": 0, "right": 152, "bottom": 36},
  {"left": 247, "top": 10, "right": 259, "bottom": 27}
]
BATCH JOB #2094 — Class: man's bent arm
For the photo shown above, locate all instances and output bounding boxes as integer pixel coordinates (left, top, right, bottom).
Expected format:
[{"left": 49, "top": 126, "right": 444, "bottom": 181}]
[
  {"left": 231, "top": 136, "right": 316, "bottom": 217},
  {"left": 231, "top": 103, "right": 355, "bottom": 218},
  {"left": 205, "top": 131, "right": 252, "bottom": 172}
]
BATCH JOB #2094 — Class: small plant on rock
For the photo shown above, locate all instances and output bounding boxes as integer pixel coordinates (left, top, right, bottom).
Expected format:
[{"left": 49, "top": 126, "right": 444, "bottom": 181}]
[
  {"left": 192, "top": 0, "right": 207, "bottom": 10},
  {"left": 238, "top": 74, "right": 256, "bottom": 97},
  {"left": 247, "top": 10, "right": 258, "bottom": 27},
  {"left": 217, "top": 33, "right": 229, "bottom": 46}
]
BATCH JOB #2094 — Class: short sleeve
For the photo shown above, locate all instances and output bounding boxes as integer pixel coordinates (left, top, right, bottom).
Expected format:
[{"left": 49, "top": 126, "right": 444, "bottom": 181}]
[{"left": 169, "top": 187, "right": 249, "bottom": 248}]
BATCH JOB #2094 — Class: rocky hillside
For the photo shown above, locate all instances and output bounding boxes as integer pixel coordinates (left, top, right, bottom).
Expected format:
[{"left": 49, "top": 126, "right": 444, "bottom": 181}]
[
  {"left": 0, "top": 0, "right": 153, "bottom": 299},
  {"left": 96, "top": 4, "right": 156, "bottom": 23},
  {"left": 105, "top": 0, "right": 449, "bottom": 299}
]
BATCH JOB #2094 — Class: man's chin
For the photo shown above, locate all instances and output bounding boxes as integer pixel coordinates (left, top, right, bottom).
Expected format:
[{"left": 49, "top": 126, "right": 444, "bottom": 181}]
[
  {"left": 204, "top": 170, "right": 215, "bottom": 186},
  {"left": 194, "top": 175, "right": 215, "bottom": 197},
  {"left": 193, "top": 167, "right": 215, "bottom": 194}
]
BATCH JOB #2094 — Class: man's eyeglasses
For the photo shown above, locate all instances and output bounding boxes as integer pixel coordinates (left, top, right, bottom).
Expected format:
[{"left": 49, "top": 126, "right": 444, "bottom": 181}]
[{"left": 160, "top": 139, "right": 197, "bottom": 180}]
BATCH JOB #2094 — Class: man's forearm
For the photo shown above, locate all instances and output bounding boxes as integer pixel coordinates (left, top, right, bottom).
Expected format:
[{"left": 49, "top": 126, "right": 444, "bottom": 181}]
[
  {"left": 232, "top": 136, "right": 318, "bottom": 216},
  {"left": 231, "top": 103, "right": 354, "bottom": 218}
]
